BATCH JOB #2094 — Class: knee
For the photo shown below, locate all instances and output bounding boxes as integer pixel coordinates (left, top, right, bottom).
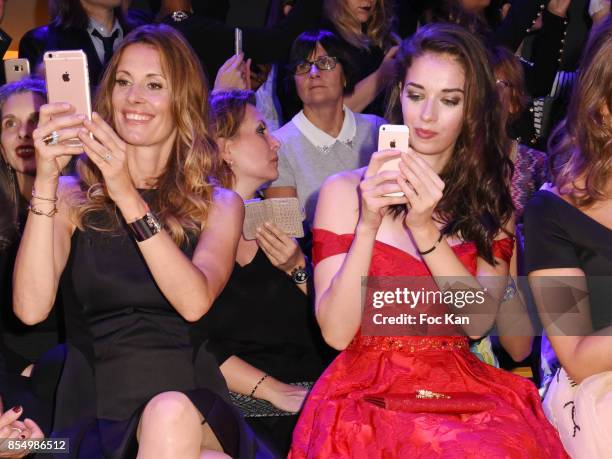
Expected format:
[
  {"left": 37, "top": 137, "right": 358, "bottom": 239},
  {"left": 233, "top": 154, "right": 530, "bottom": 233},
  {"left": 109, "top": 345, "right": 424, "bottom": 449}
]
[{"left": 142, "top": 391, "right": 199, "bottom": 429}]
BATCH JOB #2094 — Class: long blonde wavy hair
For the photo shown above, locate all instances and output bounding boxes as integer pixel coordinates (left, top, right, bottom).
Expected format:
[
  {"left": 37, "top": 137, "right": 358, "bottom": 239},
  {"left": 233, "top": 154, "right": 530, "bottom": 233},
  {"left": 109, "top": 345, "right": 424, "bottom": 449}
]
[
  {"left": 68, "top": 24, "right": 221, "bottom": 245},
  {"left": 208, "top": 90, "right": 257, "bottom": 190},
  {"left": 548, "top": 16, "right": 612, "bottom": 207},
  {"left": 324, "top": 0, "right": 396, "bottom": 50}
]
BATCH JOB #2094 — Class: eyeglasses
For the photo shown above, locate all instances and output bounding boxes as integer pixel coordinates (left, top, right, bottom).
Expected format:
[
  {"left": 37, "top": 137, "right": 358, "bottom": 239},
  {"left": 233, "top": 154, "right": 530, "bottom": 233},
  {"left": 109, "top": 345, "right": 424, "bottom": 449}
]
[{"left": 294, "top": 56, "right": 338, "bottom": 75}]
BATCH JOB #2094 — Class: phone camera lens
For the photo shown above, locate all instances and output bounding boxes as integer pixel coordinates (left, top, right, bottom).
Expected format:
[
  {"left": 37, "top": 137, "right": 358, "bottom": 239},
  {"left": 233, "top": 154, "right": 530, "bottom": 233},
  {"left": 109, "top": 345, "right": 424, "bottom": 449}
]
[{"left": 14, "top": 65, "right": 20, "bottom": 71}]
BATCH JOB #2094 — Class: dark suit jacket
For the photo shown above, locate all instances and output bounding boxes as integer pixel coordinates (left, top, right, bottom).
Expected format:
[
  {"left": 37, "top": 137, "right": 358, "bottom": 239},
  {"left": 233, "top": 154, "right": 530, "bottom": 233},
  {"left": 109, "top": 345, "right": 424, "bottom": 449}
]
[
  {"left": 0, "top": 28, "right": 12, "bottom": 85},
  {"left": 18, "top": 10, "right": 151, "bottom": 88}
]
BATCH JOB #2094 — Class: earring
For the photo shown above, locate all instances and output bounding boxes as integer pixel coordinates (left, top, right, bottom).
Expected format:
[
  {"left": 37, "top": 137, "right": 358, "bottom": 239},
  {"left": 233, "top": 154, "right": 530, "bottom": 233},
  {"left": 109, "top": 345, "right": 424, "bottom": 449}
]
[{"left": 1, "top": 154, "right": 18, "bottom": 212}]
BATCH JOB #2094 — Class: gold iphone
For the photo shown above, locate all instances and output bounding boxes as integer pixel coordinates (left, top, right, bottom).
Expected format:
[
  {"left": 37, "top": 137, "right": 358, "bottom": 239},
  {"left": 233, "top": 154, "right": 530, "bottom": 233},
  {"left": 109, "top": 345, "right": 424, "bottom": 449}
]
[
  {"left": 44, "top": 50, "right": 92, "bottom": 147},
  {"left": 377, "top": 124, "right": 409, "bottom": 197}
]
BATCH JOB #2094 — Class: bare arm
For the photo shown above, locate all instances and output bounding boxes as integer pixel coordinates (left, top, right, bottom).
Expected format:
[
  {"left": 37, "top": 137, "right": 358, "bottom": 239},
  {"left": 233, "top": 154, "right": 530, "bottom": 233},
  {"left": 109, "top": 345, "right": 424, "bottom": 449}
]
[
  {"left": 255, "top": 222, "right": 309, "bottom": 295},
  {"left": 13, "top": 179, "right": 75, "bottom": 325},
  {"left": 13, "top": 103, "right": 84, "bottom": 325},
  {"left": 219, "top": 356, "right": 308, "bottom": 413},
  {"left": 344, "top": 72, "right": 383, "bottom": 114},
  {"left": 123, "top": 188, "right": 243, "bottom": 322},
  {"left": 75, "top": 113, "right": 243, "bottom": 322},
  {"left": 396, "top": 150, "right": 511, "bottom": 338},
  {"left": 530, "top": 267, "right": 612, "bottom": 383},
  {"left": 314, "top": 151, "right": 408, "bottom": 350},
  {"left": 344, "top": 46, "right": 398, "bottom": 114},
  {"left": 495, "top": 241, "right": 535, "bottom": 362}
]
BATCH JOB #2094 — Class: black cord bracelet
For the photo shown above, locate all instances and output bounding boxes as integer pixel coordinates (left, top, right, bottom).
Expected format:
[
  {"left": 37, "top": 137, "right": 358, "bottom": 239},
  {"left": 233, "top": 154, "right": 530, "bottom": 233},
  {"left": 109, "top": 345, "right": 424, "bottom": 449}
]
[
  {"left": 250, "top": 374, "right": 269, "bottom": 397},
  {"left": 417, "top": 232, "right": 444, "bottom": 255}
]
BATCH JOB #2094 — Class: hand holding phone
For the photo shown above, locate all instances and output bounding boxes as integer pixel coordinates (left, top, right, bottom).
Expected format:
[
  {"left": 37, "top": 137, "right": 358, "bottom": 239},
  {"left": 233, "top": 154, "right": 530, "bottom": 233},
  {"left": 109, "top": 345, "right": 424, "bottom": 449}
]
[
  {"left": 377, "top": 124, "right": 409, "bottom": 196},
  {"left": 44, "top": 50, "right": 92, "bottom": 147}
]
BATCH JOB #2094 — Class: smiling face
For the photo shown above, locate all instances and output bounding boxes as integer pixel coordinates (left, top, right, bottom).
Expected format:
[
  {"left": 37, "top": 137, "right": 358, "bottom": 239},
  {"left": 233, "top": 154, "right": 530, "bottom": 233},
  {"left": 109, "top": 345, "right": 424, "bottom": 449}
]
[
  {"left": 224, "top": 104, "right": 280, "bottom": 187},
  {"left": 401, "top": 52, "right": 466, "bottom": 165},
  {"left": 294, "top": 42, "right": 345, "bottom": 108},
  {"left": 111, "top": 44, "right": 176, "bottom": 148},
  {"left": 1, "top": 91, "right": 45, "bottom": 175},
  {"left": 345, "top": 0, "right": 376, "bottom": 23}
]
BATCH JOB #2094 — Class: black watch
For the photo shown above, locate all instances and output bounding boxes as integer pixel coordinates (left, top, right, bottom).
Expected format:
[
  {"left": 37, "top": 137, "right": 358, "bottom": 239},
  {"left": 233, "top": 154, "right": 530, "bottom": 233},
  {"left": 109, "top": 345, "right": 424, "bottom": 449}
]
[
  {"left": 171, "top": 10, "right": 191, "bottom": 22},
  {"left": 290, "top": 256, "right": 311, "bottom": 284}
]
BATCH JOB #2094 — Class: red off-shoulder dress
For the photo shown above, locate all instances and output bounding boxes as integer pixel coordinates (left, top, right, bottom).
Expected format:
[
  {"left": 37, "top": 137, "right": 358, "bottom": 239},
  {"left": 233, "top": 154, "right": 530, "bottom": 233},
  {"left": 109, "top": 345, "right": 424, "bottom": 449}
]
[{"left": 288, "top": 229, "right": 568, "bottom": 458}]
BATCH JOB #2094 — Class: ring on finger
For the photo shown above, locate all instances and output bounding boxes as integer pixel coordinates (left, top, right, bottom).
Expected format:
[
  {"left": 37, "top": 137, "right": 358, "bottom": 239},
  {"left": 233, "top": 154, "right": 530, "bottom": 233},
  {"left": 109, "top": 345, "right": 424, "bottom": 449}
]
[
  {"left": 104, "top": 152, "right": 113, "bottom": 162},
  {"left": 11, "top": 427, "right": 23, "bottom": 435},
  {"left": 42, "top": 130, "right": 60, "bottom": 146}
]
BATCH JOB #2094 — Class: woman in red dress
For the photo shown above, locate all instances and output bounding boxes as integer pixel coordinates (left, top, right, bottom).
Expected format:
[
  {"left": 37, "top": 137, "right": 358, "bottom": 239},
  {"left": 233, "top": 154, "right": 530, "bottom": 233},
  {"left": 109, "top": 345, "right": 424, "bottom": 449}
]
[{"left": 289, "top": 23, "right": 568, "bottom": 458}]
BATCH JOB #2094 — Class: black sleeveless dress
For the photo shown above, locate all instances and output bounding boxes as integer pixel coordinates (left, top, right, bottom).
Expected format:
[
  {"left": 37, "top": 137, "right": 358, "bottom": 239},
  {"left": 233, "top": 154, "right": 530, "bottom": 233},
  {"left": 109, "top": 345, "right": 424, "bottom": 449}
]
[{"left": 51, "top": 190, "right": 274, "bottom": 458}]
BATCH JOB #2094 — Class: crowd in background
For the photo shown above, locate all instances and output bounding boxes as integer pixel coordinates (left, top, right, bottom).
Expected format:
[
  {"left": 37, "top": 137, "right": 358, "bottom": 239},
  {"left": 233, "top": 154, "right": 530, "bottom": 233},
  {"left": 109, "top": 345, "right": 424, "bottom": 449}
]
[{"left": 0, "top": 0, "right": 611, "bottom": 458}]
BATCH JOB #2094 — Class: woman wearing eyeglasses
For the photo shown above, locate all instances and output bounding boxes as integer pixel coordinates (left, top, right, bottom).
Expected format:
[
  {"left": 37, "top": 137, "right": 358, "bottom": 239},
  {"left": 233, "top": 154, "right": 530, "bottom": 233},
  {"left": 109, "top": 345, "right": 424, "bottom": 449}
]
[{"left": 265, "top": 30, "right": 386, "bottom": 228}]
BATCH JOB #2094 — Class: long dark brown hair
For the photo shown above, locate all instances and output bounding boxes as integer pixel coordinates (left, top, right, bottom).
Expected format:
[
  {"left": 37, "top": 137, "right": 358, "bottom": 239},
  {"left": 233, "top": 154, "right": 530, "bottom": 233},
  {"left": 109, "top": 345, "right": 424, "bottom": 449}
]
[
  {"left": 67, "top": 24, "right": 220, "bottom": 245},
  {"left": 548, "top": 16, "right": 612, "bottom": 207},
  {"left": 386, "top": 23, "right": 513, "bottom": 265}
]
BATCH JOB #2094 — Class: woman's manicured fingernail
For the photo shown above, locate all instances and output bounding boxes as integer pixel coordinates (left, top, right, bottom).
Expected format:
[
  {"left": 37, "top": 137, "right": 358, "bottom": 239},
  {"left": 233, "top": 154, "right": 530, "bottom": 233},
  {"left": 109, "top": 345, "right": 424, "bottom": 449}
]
[{"left": 12, "top": 405, "right": 22, "bottom": 413}]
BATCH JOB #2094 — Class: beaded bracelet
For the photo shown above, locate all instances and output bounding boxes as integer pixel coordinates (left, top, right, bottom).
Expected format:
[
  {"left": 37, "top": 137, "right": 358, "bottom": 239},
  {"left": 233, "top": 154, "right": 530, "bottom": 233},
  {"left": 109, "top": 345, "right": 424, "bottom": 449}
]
[
  {"left": 250, "top": 374, "right": 269, "bottom": 398},
  {"left": 417, "top": 232, "right": 444, "bottom": 255}
]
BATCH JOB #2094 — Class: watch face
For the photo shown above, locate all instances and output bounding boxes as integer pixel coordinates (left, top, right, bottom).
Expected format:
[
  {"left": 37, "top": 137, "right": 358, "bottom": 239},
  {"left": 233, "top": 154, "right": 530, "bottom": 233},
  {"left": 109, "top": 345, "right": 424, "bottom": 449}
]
[
  {"left": 172, "top": 11, "right": 190, "bottom": 22},
  {"left": 292, "top": 268, "right": 308, "bottom": 284}
]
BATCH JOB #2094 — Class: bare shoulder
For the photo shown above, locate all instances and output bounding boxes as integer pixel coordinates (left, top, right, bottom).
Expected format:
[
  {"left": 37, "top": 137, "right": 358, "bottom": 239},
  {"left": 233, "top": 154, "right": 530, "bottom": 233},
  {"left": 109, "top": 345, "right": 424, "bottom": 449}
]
[
  {"left": 320, "top": 168, "right": 364, "bottom": 197},
  {"left": 314, "top": 168, "right": 364, "bottom": 233},
  {"left": 211, "top": 186, "right": 244, "bottom": 214}
]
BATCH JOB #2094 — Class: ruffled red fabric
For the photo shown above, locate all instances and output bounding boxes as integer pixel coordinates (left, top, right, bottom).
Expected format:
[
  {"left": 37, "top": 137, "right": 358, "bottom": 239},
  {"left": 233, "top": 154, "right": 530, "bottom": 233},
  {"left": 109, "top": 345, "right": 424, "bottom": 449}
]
[
  {"left": 289, "top": 229, "right": 567, "bottom": 459},
  {"left": 312, "top": 228, "right": 514, "bottom": 270}
]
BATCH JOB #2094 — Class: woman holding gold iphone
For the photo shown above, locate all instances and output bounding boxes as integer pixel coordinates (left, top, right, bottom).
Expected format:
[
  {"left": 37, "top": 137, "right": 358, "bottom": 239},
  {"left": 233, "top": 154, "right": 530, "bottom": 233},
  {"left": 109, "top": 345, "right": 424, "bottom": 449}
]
[
  {"left": 12, "top": 25, "right": 271, "bottom": 459},
  {"left": 288, "top": 23, "right": 567, "bottom": 458}
]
